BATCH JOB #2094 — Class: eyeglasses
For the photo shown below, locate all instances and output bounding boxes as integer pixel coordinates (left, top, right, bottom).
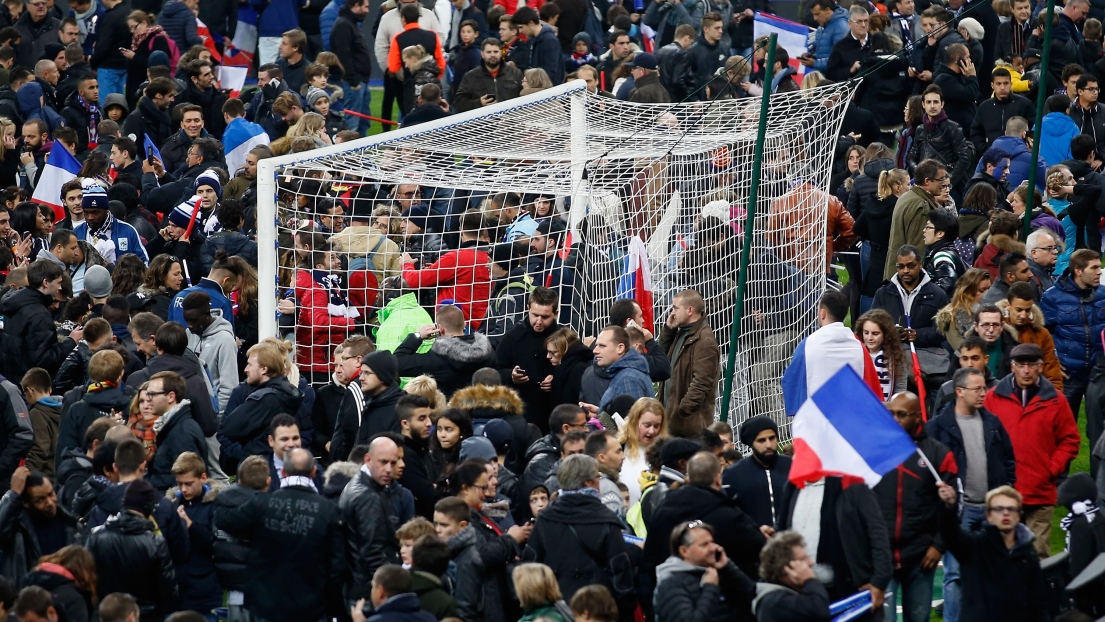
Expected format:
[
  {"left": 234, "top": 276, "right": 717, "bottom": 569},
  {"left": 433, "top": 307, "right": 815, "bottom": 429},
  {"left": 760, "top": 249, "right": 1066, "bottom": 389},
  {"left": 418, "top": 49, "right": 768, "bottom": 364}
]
[
  {"left": 923, "top": 224, "right": 935, "bottom": 230},
  {"left": 989, "top": 505, "right": 1020, "bottom": 515},
  {"left": 976, "top": 322, "right": 1002, "bottom": 329},
  {"left": 1084, "top": 87, "right": 1101, "bottom": 92},
  {"left": 1012, "top": 360, "right": 1042, "bottom": 368},
  {"left": 957, "top": 386, "right": 987, "bottom": 393},
  {"left": 1035, "top": 246, "right": 1059, "bottom": 253}
]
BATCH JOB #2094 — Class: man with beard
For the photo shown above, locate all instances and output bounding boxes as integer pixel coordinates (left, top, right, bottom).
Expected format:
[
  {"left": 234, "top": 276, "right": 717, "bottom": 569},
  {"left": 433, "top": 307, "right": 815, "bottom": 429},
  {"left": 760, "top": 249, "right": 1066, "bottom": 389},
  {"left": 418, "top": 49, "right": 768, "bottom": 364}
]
[
  {"left": 160, "top": 104, "right": 209, "bottom": 175},
  {"left": 873, "top": 244, "right": 949, "bottom": 348},
  {"left": 722, "top": 415, "right": 790, "bottom": 530},
  {"left": 396, "top": 394, "right": 437, "bottom": 519},
  {"left": 59, "top": 73, "right": 98, "bottom": 156},
  {"left": 454, "top": 38, "right": 523, "bottom": 113},
  {"left": 122, "top": 77, "right": 175, "bottom": 150},
  {"left": 18, "top": 119, "right": 50, "bottom": 190},
  {"left": 175, "top": 60, "right": 227, "bottom": 139}
]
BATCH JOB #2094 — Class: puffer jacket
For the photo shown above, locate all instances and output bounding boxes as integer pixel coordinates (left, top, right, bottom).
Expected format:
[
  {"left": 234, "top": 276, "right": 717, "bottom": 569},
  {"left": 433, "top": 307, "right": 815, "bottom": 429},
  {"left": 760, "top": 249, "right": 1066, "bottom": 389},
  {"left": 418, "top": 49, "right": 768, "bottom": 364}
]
[
  {"left": 984, "top": 374, "right": 1080, "bottom": 505},
  {"left": 809, "top": 6, "right": 849, "bottom": 72},
  {"left": 653, "top": 556, "right": 755, "bottom": 622},
  {"left": 975, "top": 135, "right": 1048, "bottom": 191},
  {"left": 157, "top": 0, "right": 202, "bottom": 52},
  {"left": 148, "top": 401, "right": 208, "bottom": 491},
  {"left": 1040, "top": 272, "right": 1105, "bottom": 375},
  {"left": 395, "top": 332, "right": 497, "bottom": 397},
  {"left": 997, "top": 299, "right": 1065, "bottom": 390},
  {"left": 219, "top": 376, "right": 303, "bottom": 460},
  {"left": 0, "top": 287, "right": 78, "bottom": 379},
  {"left": 1039, "top": 111, "right": 1082, "bottom": 166},
  {"left": 86, "top": 511, "right": 178, "bottom": 617},
  {"left": 212, "top": 484, "right": 257, "bottom": 592},
  {"left": 338, "top": 467, "right": 401, "bottom": 600},
  {"left": 908, "top": 116, "right": 974, "bottom": 192},
  {"left": 199, "top": 231, "right": 258, "bottom": 274},
  {"left": 846, "top": 157, "right": 895, "bottom": 219},
  {"left": 447, "top": 384, "right": 538, "bottom": 468}
]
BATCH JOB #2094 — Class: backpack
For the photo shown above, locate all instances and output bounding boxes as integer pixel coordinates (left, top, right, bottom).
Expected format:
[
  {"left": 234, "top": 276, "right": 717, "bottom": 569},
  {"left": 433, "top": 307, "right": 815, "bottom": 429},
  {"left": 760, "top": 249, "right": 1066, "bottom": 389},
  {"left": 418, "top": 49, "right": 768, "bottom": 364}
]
[{"left": 148, "top": 32, "right": 182, "bottom": 73}]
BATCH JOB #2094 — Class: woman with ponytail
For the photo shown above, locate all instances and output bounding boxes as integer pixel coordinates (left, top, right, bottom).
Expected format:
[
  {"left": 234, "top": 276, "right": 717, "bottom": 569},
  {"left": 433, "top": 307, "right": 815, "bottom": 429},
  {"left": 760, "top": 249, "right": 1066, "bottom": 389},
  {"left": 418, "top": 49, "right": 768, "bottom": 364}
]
[{"left": 854, "top": 168, "right": 909, "bottom": 312}]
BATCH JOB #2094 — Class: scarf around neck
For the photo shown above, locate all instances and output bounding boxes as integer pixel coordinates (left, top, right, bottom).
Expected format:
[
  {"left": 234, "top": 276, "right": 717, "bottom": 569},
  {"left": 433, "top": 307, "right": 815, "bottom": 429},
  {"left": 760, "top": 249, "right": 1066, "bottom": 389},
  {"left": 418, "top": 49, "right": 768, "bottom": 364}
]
[
  {"left": 923, "top": 110, "right": 949, "bottom": 132},
  {"left": 132, "top": 25, "right": 165, "bottom": 51},
  {"left": 312, "top": 270, "right": 360, "bottom": 319}
]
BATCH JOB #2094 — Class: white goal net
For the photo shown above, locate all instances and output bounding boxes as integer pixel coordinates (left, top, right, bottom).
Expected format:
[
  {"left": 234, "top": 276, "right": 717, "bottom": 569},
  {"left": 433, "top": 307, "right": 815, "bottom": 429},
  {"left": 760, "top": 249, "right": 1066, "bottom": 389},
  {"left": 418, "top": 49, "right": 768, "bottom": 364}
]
[{"left": 257, "top": 79, "right": 857, "bottom": 436}]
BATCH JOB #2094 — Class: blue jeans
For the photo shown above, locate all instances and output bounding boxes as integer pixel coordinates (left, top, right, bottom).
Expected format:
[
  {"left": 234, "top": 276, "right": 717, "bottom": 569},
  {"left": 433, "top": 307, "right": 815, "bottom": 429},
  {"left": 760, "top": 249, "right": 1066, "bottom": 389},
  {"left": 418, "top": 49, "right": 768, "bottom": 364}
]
[
  {"left": 941, "top": 504, "right": 987, "bottom": 622},
  {"left": 97, "top": 68, "right": 126, "bottom": 107},
  {"left": 885, "top": 564, "right": 935, "bottom": 622},
  {"left": 344, "top": 83, "right": 371, "bottom": 135}
]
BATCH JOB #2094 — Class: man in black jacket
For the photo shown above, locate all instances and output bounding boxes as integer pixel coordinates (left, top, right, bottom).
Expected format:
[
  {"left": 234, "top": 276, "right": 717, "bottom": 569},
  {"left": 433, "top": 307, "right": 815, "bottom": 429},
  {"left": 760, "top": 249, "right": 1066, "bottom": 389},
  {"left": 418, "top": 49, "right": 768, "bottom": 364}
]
[
  {"left": 936, "top": 481, "right": 1048, "bottom": 621},
  {"left": 217, "top": 448, "right": 346, "bottom": 621},
  {"left": 175, "top": 60, "right": 228, "bottom": 139},
  {"left": 644, "top": 452, "right": 766, "bottom": 581},
  {"left": 453, "top": 38, "right": 523, "bottom": 113},
  {"left": 397, "top": 394, "right": 438, "bottom": 520},
  {"left": 874, "top": 392, "right": 957, "bottom": 622},
  {"left": 219, "top": 340, "right": 303, "bottom": 466},
  {"left": 496, "top": 287, "right": 561, "bottom": 431},
  {"left": 779, "top": 475, "right": 892, "bottom": 609},
  {"left": 395, "top": 305, "right": 497, "bottom": 397},
  {"left": 59, "top": 74, "right": 99, "bottom": 156},
  {"left": 655, "top": 25, "right": 695, "bottom": 102},
  {"left": 159, "top": 104, "right": 210, "bottom": 176},
  {"left": 931, "top": 43, "right": 979, "bottom": 135},
  {"left": 349, "top": 351, "right": 403, "bottom": 448},
  {"left": 121, "top": 77, "right": 175, "bottom": 150},
  {"left": 688, "top": 12, "right": 728, "bottom": 100},
  {"left": 872, "top": 244, "right": 950, "bottom": 348},
  {"left": 331, "top": 0, "right": 373, "bottom": 134},
  {"left": 339, "top": 436, "right": 402, "bottom": 606},
  {"left": 88, "top": 0, "right": 128, "bottom": 104},
  {"left": 1070, "top": 74, "right": 1105, "bottom": 158},
  {"left": 264, "top": 414, "right": 324, "bottom": 492},
  {"left": 908, "top": 85, "right": 973, "bottom": 197},
  {"left": 146, "top": 371, "right": 208, "bottom": 491},
  {"left": 0, "top": 260, "right": 82, "bottom": 379},
  {"left": 654, "top": 520, "right": 756, "bottom": 622},
  {"left": 0, "top": 468, "right": 79, "bottom": 580},
  {"left": 126, "top": 322, "right": 218, "bottom": 438},
  {"left": 722, "top": 415, "right": 791, "bottom": 530},
  {"left": 825, "top": 5, "right": 872, "bottom": 83},
  {"left": 524, "top": 454, "right": 637, "bottom": 614},
  {"left": 969, "top": 68, "right": 1036, "bottom": 155},
  {"left": 54, "top": 349, "right": 133, "bottom": 465}
]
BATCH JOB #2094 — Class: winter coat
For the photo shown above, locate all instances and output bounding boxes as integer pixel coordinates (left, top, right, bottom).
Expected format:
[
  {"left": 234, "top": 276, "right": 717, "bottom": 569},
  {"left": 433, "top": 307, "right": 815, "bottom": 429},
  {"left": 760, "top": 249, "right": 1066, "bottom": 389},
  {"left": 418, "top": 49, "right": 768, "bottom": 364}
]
[
  {"left": 655, "top": 42, "right": 693, "bottom": 102},
  {"left": 216, "top": 483, "right": 347, "bottom": 621},
  {"left": 1070, "top": 102, "right": 1105, "bottom": 158},
  {"left": 550, "top": 340, "right": 592, "bottom": 409},
  {"left": 527, "top": 24, "right": 564, "bottom": 84},
  {"left": 1040, "top": 272, "right": 1105, "bottom": 376},
  {"left": 1039, "top": 111, "right": 1081, "bottom": 166},
  {"left": 496, "top": 315, "right": 561, "bottom": 431},
  {"left": 200, "top": 231, "right": 257, "bottom": 275},
  {"left": 975, "top": 135, "right": 1047, "bottom": 191},
  {"left": 932, "top": 65, "right": 979, "bottom": 131},
  {"left": 126, "top": 352, "right": 218, "bottom": 436},
  {"left": 908, "top": 117, "right": 974, "bottom": 193},
  {"left": 882, "top": 185, "right": 939, "bottom": 280},
  {"left": 56, "top": 447, "right": 92, "bottom": 517},
  {"left": 0, "top": 287, "right": 77, "bottom": 378},
  {"left": 753, "top": 582, "right": 832, "bottom": 622},
  {"left": 0, "top": 490, "right": 79, "bottom": 580},
  {"left": 447, "top": 384, "right": 538, "bottom": 470},
  {"left": 521, "top": 433, "right": 560, "bottom": 498},
  {"left": 658, "top": 318, "right": 719, "bottom": 438},
  {"left": 984, "top": 374, "right": 1080, "bottom": 505},
  {"left": 653, "top": 556, "right": 756, "bottom": 622},
  {"left": 938, "top": 502, "right": 1049, "bottom": 621},
  {"left": 212, "top": 483, "right": 256, "bottom": 592},
  {"left": 810, "top": 7, "right": 849, "bottom": 72},
  {"left": 450, "top": 511, "right": 522, "bottom": 622},
  {"left": 872, "top": 432, "right": 956, "bottom": 569},
  {"left": 974, "top": 233, "right": 1025, "bottom": 282},
  {"left": 292, "top": 269, "right": 354, "bottom": 375},
  {"left": 453, "top": 62, "right": 524, "bottom": 113},
  {"left": 354, "top": 384, "right": 404, "bottom": 446},
  {"left": 846, "top": 157, "right": 895, "bottom": 219},
  {"left": 21, "top": 564, "right": 93, "bottom": 622},
  {"left": 13, "top": 13, "right": 59, "bottom": 69},
  {"left": 996, "top": 299, "right": 1065, "bottom": 390},
  {"left": 122, "top": 96, "right": 174, "bottom": 152},
  {"left": 399, "top": 434, "right": 438, "bottom": 520},
  {"left": 55, "top": 385, "right": 134, "bottom": 469},
  {"left": 26, "top": 398, "right": 59, "bottom": 477},
  {"left": 148, "top": 401, "right": 208, "bottom": 491},
  {"left": 339, "top": 468, "right": 402, "bottom": 600},
  {"left": 629, "top": 72, "right": 671, "bottom": 104},
  {"left": 767, "top": 182, "right": 857, "bottom": 276},
  {"left": 169, "top": 484, "right": 222, "bottom": 611},
  {"left": 369, "top": 593, "right": 438, "bottom": 622},
  {"left": 922, "top": 237, "right": 967, "bottom": 296},
  {"left": 643, "top": 484, "right": 766, "bottom": 580},
  {"left": 86, "top": 511, "right": 179, "bottom": 617},
  {"left": 401, "top": 242, "right": 492, "bottom": 328},
  {"left": 873, "top": 272, "right": 950, "bottom": 348},
  {"left": 395, "top": 332, "right": 496, "bottom": 397},
  {"left": 578, "top": 348, "right": 654, "bottom": 407},
  {"left": 220, "top": 376, "right": 303, "bottom": 460},
  {"left": 60, "top": 90, "right": 99, "bottom": 156},
  {"left": 970, "top": 94, "right": 1037, "bottom": 156},
  {"left": 722, "top": 451, "right": 792, "bottom": 529},
  {"left": 927, "top": 403, "right": 1017, "bottom": 493},
  {"left": 688, "top": 35, "right": 728, "bottom": 96},
  {"left": 158, "top": 0, "right": 202, "bottom": 53}
]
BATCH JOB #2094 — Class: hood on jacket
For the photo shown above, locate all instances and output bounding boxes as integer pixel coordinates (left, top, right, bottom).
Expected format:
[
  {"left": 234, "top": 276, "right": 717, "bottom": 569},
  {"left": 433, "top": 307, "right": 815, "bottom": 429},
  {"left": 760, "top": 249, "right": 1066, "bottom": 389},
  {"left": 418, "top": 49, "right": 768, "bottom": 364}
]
[
  {"left": 200, "top": 315, "right": 235, "bottom": 340},
  {"left": 751, "top": 582, "right": 797, "bottom": 613},
  {"left": 605, "top": 347, "right": 650, "bottom": 375},
  {"left": 0, "top": 286, "right": 49, "bottom": 315},
  {"left": 152, "top": 399, "right": 192, "bottom": 437},
  {"left": 523, "top": 432, "right": 559, "bottom": 464},
  {"left": 431, "top": 333, "right": 495, "bottom": 366},
  {"left": 654, "top": 555, "right": 706, "bottom": 584},
  {"left": 160, "top": 0, "right": 193, "bottom": 23},
  {"left": 250, "top": 375, "right": 302, "bottom": 403},
  {"left": 17, "top": 82, "right": 44, "bottom": 117},
  {"left": 323, "top": 460, "right": 359, "bottom": 491},
  {"left": 1042, "top": 111, "right": 1080, "bottom": 137},
  {"left": 97, "top": 510, "right": 156, "bottom": 535},
  {"left": 991, "top": 135, "right": 1031, "bottom": 158},
  {"left": 165, "top": 482, "right": 220, "bottom": 503},
  {"left": 562, "top": 340, "right": 595, "bottom": 366},
  {"left": 862, "top": 157, "right": 895, "bottom": 180},
  {"left": 104, "top": 92, "right": 128, "bottom": 113},
  {"left": 448, "top": 384, "right": 524, "bottom": 416},
  {"left": 538, "top": 488, "right": 624, "bottom": 526},
  {"left": 995, "top": 299, "right": 1047, "bottom": 333},
  {"left": 987, "top": 233, "right": 1027, "bottom": 255}
]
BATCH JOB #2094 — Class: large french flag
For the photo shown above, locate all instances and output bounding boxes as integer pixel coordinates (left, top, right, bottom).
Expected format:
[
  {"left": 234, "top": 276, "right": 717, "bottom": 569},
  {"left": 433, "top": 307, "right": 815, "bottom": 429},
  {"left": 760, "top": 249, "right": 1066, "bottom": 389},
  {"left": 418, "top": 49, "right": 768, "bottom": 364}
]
[
  {"left": 200, "top": 8, "right": 257, "bottom": 69},
  {"left": 754, "top": 13, "right": 811, "bottom": 77},
  {"left": 224, "top": 116, "right": 270, "bottom": 176},
  {"left": 782, "top": 322, "right": 882, "bottom": 416},
  {"left": 790, "top": 366, "right": 917, "bottom": 488},
  {"left": 616, "top": 235, "right": 655, "bottom": 333},
  {"left": 196, "top": 18, "right": 223, "bottom": 64},
  {"left": 31, "top": 145, "right": 80, "bottom": 221}
]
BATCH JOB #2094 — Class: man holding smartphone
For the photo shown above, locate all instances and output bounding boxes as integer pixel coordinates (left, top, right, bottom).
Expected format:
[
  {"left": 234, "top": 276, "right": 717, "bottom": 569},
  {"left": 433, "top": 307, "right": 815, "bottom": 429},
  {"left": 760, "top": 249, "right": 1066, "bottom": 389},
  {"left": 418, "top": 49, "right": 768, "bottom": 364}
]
[{"left": 453, "top": 38, "right": 522, "bottom": 113}]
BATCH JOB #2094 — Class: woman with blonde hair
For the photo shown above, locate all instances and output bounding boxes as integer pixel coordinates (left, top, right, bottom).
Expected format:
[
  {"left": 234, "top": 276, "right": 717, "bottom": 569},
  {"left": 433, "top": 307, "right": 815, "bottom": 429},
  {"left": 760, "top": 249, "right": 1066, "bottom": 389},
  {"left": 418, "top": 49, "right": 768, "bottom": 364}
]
[
  {"left": 619, "top": 397, "right": 667, "bottom": 505},
  {"left": 854, "top": 168, "right": 909, "bottom": 311},
  {"left": 514, "top": 563, "right": 572, "bottom": 622},
  {"left": 936, "top": 268, "right": 993, "bottom": 350},
  {"left": 1009, "top": 180, "right": 1065, "bottom": 240},
  {"left": 0, "top": 117, "right": 18, "bottom": 186},
  {"left": 545, "top": 328, "right": 594, "bottom": 407},
  {"left": 405, "top": 374, "right": 447, "bottom": 411},
  {"left": 127, "top": 381, "right": 157, "bottom": 462},
  {"left": 23, "top": 544, "right": 98, "bottom": 621},
  {"left": 286, "top": 112, "right": 330, "bottom": 147}
]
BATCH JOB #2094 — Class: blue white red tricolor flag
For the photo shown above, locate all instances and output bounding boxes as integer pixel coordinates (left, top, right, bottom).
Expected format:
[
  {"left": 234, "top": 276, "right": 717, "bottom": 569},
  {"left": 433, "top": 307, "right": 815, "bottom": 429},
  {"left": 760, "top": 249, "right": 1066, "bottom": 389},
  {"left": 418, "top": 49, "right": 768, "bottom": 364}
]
[
  {"left": 224, "top": 116, "right": 270, "bottom": 176},
  {"left": 31, "top": 145, "right": 80, "bottom": 221},
  {"left": 198, "top": 8, "right": 257, "bottom": 70},
  {"left": 616, "top": 235, "right": 655, "bottom": 333},
  {"left": 753, "top": 12, "right": 811, "bottom": 78},
  {"left": 782, "top": 323, "right": 882, "bottom": 416},
  {"left": 790, "top": 366, "right": 917, "bottom": 488}
]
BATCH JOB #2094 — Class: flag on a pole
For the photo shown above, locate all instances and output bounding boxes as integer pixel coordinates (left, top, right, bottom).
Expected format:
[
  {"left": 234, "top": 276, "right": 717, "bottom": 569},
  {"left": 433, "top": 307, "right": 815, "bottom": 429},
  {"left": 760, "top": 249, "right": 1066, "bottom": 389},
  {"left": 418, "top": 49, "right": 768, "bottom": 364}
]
[
  {"left": 217, "top": 65, "right": 249, "bottom": 99},
  {"left": 790, "top": 366, "right": 917, "bottom": 487},
  {"left": 226, "top": 5, "right": 258, "bottom": 68},
  {"left": 30, "top": 145, "right": 80, "bottom": 221},
  {"left": 753, "top": 12, "right": 811, "bottom": 80},
  {"left": 906, "top": 316, "right": 929, "bottom": 420},
  {"left": 224, "top": 116, "right": 270, "bottom": 176},
  {"left": 142, "top": 134, "right": 162, "bottom": 163},
  {"left": 782, "top": 323, "right": 882, "bottom": 416},
  {"left": 196, "top": 18, "right": 224, "bottom": 64},
  {"left": 616, "top": 235, "right": 655, "bottom": 333}
]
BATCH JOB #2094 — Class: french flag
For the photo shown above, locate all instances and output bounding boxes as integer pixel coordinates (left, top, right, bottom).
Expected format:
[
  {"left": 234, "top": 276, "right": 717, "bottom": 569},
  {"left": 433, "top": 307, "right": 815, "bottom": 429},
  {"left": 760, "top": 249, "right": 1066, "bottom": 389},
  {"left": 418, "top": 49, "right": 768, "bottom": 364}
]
[
  {"left": 616, "top": 235, "right": 655, "bottom": 333},
  {"left": 31, "top": 145, "right": 80, "bottom": 221},
  {"left": 224, "top": 116, "right": 270, "bottom": 177},
  {"left": 790, "top": 366, "right": 917, "bottom": 488},
  {"left": 200, "top": 9, "right": 257, "bottom": 69},
  {"left": 753, "top": 13, "right": 811, "bottom": 79},
  {"left": 196, "top": 18, "right": 223, "bottom": 64},
  {"left": 782, "top": 322, "right": 882, "bottom": 416}
]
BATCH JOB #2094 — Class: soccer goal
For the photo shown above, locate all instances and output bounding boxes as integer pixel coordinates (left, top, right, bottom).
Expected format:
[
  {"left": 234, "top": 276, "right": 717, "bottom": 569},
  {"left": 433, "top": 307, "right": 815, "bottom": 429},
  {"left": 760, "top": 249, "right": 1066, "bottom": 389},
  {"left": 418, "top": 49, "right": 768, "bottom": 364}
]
[{"left": 257, "top": 78, "right": 857, "bottom": 436}]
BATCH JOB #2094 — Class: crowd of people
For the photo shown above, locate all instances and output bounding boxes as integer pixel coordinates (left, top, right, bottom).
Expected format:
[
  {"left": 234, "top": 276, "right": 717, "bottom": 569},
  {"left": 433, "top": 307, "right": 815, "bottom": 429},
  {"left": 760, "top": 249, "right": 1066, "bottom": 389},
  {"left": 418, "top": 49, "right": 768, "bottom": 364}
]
[{"left": 0, "top": 0, "right": 1099, "bottom": 618}]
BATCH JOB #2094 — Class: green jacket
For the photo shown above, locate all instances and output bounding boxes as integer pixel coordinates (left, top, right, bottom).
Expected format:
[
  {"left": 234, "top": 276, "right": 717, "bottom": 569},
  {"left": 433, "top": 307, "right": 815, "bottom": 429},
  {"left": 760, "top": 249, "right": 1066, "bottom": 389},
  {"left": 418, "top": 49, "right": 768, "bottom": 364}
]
[
  {"left": 411, "top": 570, "right": 456, "bottom": 620},
  {"left": 519, "top": 602, "right": 571, "bottom": 622},
  {"left": 883, "top": 186, "right": 939, "bottom": 280}
]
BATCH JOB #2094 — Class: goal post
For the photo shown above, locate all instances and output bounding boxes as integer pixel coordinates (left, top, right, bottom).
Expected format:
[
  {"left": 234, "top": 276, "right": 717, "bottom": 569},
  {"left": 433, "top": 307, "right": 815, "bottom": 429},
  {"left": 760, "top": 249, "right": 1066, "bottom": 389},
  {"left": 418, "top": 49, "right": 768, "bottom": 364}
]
[{"left": 257, "top": 78, "right": 858, "bottom": 437}]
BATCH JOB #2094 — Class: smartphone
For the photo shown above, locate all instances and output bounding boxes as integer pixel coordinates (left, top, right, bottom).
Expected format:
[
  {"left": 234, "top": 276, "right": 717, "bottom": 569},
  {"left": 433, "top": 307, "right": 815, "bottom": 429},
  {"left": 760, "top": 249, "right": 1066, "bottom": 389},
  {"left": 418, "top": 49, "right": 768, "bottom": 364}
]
[
  {"left": 146, "top": 146, "right": 154, "bottom": 160},
  {"left": 715, "top": 550, "right": 722, "bottom": 563},
  {"left": 517, "top": 367, "right": 527, "bottom": 376}
]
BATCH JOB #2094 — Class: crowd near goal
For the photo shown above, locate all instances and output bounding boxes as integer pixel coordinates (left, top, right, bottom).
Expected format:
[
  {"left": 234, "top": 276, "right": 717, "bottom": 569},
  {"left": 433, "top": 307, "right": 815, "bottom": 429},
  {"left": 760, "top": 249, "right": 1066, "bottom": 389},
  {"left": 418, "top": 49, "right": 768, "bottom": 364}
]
[{"left": 257, "top": 79, "right": 857, "bottom": 437}]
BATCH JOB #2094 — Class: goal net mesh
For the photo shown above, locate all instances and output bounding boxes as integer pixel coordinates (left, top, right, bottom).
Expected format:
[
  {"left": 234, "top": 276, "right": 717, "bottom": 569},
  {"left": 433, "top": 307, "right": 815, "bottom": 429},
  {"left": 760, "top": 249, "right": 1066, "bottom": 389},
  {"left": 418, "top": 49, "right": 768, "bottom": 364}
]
[{"left": 258, "top": 79, "right": 858, "bottom": 439}]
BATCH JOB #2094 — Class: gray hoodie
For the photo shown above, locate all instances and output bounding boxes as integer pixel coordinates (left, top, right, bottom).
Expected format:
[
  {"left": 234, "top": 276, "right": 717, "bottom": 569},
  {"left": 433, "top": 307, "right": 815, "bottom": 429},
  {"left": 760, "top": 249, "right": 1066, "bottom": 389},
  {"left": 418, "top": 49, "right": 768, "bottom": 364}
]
[{"left": 188, "top": 316, "right": 239, "bottom": 413}]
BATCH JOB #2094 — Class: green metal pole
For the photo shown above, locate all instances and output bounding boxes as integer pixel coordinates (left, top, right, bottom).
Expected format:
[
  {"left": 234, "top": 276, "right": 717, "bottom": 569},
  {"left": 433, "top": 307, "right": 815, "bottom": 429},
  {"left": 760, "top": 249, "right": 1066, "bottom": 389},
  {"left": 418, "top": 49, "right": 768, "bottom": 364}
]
[
  {"left": 1025, "top": 0, "right": 1056, "bottom": 239},
  {"left": 720, "top": 34, "right": 776, "bottom": 424}
]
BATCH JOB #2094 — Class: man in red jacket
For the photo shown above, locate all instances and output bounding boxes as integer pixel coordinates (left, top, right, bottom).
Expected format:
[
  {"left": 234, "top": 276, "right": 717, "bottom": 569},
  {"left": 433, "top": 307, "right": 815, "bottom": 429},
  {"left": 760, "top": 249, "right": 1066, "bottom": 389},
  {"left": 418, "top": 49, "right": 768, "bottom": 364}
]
[
  {"left": 983, "top": 343, "right": 1080, "bottom": 558},
  {"left": 400, "top": 210, "right": 492, "bottom": 329}
]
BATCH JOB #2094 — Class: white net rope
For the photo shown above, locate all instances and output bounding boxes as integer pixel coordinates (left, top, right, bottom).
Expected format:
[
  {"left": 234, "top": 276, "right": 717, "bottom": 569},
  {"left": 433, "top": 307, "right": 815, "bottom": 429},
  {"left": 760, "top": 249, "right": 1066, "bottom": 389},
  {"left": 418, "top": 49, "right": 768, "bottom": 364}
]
[{"left": 259, "top": 79, "right": 858, "bottom": 438}]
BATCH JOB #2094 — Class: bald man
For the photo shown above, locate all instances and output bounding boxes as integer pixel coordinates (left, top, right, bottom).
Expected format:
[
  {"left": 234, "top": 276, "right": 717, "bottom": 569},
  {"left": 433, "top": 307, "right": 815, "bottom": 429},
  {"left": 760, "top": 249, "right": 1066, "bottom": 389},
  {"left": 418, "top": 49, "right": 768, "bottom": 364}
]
[
  {"left": 338, "top": 436, "right": 403, "bottom": 605},
  {"left": 872, "top": 392, "right": 958, "bottom": 622}
]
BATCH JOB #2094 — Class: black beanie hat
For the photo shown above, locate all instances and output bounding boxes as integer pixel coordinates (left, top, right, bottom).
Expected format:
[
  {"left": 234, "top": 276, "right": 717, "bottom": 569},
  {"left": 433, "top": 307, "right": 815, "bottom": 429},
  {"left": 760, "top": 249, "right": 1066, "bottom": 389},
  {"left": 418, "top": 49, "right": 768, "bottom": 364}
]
[
  {"left": 123, "top": 480, "right": 160, "bottom": 516},
  {"left": 739, "top": 415, "right": 779, "bottom": 448},
  {"left": 361, "top": 350, "right": 399, "bottom": 386}
]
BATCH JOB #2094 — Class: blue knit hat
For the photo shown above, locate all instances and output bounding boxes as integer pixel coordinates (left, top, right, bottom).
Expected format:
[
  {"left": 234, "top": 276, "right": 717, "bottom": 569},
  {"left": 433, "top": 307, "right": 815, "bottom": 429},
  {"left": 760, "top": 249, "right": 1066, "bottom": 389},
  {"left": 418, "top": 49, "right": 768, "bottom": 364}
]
[
  {"left": 168, "top": 198, "right": 197, "bottom": 228},
  {"left": 194, "top": 170, "right": 222, "bottom": 198},
  {"left": 81, "top": 185, "right": 109, "bottom": 210},
  {"left": 148, "top": 51, "right": 170, "bottom": 68}
]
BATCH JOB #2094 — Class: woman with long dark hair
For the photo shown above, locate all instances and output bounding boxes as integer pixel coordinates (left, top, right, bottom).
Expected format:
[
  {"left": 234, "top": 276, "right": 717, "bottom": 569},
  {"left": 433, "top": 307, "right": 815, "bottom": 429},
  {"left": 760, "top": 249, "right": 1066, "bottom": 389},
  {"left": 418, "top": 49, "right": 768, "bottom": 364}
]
[
  {"left": 431, "top": 408, "right": 473, "bottom": 486},
  {"left": 128, "top": 254, "right": 183, "bottom": 319},
  {"left": 22, "top": 544, "right": 98, "bottom": 622},
  {"left": 11, "top": 201, "right": 48, "bottom": 261}
]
